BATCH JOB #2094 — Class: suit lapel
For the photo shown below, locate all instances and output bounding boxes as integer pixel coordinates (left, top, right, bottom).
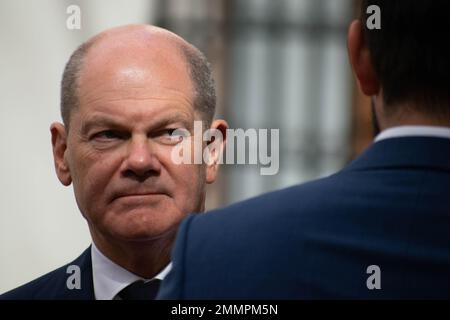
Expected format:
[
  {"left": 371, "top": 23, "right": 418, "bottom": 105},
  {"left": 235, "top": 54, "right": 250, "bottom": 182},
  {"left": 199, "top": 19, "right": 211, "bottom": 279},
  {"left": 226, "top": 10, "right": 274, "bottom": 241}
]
[{"left": 57, "top": 246, "right": 95, "bottom": 300}]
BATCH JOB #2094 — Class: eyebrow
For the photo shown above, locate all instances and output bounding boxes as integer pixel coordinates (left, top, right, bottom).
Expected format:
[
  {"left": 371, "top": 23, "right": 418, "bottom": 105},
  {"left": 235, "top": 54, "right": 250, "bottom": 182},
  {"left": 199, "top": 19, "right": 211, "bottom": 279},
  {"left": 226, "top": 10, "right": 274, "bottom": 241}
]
[{"left": 80, "top": 113, "right": 194, "bottom": 136}]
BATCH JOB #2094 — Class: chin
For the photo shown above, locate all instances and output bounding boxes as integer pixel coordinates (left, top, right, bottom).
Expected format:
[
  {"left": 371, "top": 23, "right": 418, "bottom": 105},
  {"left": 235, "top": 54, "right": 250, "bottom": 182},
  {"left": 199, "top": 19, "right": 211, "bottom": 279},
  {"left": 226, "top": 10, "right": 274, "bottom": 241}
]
[
  {"left": 112, "top": 225, "right": 173, "bottom": 242},
  {"left": 110, "top": 209, "right": 181, "bottom": 241}
]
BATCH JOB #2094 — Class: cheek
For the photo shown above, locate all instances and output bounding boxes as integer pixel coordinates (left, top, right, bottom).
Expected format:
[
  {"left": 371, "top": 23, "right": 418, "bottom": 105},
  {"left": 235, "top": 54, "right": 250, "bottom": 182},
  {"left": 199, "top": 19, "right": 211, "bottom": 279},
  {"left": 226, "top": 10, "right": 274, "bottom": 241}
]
[
  {"left": 174, "top": 168, "right": 205, "bottom": 213},
  {"left": 70, "top": 148, "right": 122, "bottom": 214},
  {"left": 160, "top": 151, "right": 207, "bottom": 210}
]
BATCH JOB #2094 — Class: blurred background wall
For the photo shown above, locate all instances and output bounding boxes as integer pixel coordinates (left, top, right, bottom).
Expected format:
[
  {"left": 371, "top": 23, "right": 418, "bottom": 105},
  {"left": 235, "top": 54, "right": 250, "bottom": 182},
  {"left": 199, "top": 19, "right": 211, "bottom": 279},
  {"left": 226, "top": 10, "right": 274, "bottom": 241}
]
[{"left": 0, "top": 0, "right": 373, "bottom": 293}]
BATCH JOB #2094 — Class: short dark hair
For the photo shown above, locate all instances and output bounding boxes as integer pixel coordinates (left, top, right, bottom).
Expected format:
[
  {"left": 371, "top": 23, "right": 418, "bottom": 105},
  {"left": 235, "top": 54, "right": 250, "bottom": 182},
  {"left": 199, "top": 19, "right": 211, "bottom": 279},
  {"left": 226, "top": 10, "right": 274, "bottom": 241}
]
[
  {"left": 60, "top": 38, "right": 216, "bottom": 129},
  {"left": 179, "top": 43, "right": 216, "bottom": 125},
  {"left": 60, "top": 39, "right": 94, "bottom": 129},
  {"left": 361, "top": 0, "right": 450, "bottom": 116}
]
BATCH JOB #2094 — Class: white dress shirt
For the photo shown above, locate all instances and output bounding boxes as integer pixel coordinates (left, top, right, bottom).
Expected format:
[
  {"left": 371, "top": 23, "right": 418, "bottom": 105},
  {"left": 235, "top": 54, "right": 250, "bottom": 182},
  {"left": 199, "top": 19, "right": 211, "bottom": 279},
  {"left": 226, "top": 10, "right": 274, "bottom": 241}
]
[
  {"left": 375, "top": 125, "right": 450, "bottom": 142},
  {"left": 91, "top": 243, "right": 172, "bottom": 300}
]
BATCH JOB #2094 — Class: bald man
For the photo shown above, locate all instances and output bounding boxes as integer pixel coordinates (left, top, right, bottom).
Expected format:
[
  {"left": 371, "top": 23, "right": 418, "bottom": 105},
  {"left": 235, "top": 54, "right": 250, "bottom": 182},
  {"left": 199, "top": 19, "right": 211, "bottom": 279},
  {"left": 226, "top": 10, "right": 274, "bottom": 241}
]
[{"left": 0, "top": 24, "right": 227, "bottom": 300}]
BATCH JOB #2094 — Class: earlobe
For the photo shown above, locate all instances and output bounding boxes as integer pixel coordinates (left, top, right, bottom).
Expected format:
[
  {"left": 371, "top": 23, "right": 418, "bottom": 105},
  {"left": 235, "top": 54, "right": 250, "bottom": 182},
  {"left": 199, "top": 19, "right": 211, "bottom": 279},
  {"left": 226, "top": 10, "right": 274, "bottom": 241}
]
[
  {"left": 50, "top": 123, "right": 72, "bottom": 186},
  {"left": 347, "top": 20, "right": 380, "bottom": 96}
]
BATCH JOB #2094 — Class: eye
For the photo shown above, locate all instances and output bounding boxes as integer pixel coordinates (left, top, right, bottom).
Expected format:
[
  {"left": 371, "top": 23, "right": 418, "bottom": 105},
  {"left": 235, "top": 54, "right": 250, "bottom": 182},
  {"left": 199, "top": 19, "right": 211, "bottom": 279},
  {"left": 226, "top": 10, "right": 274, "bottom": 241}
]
[
  {"left": 163, "top": 128, "right": 183, "bottom": 138},
  {"left": 158, "top": 128, "right": 189, "bottom": 144},
  {"left": 162, "top": 128, "right": 178, "bottom": 136},
  {"left": 92, "top": 130, "right": 122, "bottom": 141}
]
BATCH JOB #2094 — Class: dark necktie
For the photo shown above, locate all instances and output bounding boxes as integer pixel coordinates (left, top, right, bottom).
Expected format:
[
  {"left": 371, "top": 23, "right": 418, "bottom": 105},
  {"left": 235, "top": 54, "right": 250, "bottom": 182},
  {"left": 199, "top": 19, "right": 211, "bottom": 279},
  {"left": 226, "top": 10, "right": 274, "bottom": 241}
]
[{"left": 118, "top": 279, "right": 161, "bottom": 300}]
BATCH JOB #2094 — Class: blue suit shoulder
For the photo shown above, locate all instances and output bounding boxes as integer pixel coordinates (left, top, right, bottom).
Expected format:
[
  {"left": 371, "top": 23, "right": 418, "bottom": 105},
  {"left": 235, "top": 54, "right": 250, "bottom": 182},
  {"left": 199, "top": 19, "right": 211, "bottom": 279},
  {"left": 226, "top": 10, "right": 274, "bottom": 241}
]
[
  {"left": 0, "top": 247, "right": 94, "bottom": 300},
  {"left": 189, "top": 173, "right": 341, "bottom": 231},
  {"left": 0, "top": 264, "right": 70, "bottom": 300},
  {"left": 159, "top": 137, "right": 450, "bottom": 299},
  {"left": 159, "top": 176, "right": 343, "bottom": 299}
]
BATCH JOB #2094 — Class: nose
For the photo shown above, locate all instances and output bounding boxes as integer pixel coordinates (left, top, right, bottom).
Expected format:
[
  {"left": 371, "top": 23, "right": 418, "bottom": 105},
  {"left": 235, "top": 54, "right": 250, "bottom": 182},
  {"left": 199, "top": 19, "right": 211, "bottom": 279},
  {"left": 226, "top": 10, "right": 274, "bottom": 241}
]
[{"left": 122, "top": 135, "right": 161, "bottom": 181}]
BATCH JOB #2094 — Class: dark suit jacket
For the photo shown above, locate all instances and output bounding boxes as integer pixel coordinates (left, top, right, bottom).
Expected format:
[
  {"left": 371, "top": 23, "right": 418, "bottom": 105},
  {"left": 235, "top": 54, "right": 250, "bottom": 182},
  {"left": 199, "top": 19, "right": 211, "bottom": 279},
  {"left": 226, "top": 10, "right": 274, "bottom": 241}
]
[
  {"left": 0, "top": 247, "right": 94, "bottom": 300},
  {"left": 158, "top": 137, "right": 450, "bottom": 299}
]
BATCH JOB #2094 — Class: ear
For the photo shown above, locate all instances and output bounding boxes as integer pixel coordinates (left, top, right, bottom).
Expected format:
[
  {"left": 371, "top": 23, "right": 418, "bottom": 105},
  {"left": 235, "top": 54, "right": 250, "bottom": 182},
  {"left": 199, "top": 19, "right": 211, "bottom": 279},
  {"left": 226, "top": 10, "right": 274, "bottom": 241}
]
[
  {"left": 204, "top": 119, "right": 228, "bottom": 184},
  {"left": 347, "top": 20, "right": 380, "bottom": 96},
  {"left": 50, "top": 122, "right": 72, "bottom": 186}
]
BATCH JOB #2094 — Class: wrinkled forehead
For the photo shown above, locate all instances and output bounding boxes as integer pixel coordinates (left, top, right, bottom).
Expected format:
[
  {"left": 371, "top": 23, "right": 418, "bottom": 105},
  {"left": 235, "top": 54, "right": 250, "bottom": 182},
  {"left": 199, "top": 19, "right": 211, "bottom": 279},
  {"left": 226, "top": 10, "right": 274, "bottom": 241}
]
[{"left": 78, "top": 30, "right": 194, "bottom": 103}]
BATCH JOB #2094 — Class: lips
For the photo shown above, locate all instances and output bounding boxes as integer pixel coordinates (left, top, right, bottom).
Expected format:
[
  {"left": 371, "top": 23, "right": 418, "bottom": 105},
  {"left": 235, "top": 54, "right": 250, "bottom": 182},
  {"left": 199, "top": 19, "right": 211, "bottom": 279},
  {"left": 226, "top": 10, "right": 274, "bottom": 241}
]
[{"left": 111, "top": 190, "right": 168, "bottom": 202}]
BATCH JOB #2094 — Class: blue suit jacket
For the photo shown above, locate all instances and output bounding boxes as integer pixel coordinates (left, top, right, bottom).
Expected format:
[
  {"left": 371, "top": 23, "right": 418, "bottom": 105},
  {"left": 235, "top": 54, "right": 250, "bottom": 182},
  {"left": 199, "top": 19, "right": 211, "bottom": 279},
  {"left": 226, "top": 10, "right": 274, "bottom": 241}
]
[
  {"left": 0, "top": 247, "right": 95, "bottom": 300},
  {"left": 158, "top": 137, "right": 450, "bottom": 299}
]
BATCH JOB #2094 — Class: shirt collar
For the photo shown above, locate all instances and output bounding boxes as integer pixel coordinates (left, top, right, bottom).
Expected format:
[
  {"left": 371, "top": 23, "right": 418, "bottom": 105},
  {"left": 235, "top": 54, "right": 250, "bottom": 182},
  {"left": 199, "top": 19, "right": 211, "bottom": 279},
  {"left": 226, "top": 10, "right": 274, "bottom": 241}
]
[
  {"left": 375, "top": 125, "right": 450, "bottom": 143},
  {"left": 91, "top": 243, "right": 172, "bottom": 300}
]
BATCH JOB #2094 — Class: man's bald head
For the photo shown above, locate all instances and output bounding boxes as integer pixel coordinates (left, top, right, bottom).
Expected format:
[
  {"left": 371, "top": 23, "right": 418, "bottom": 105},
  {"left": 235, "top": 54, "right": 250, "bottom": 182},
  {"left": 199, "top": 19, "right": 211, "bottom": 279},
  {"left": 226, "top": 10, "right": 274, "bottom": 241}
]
[{"left": 60, "top": 24, "right": 216, "bottom": 130}]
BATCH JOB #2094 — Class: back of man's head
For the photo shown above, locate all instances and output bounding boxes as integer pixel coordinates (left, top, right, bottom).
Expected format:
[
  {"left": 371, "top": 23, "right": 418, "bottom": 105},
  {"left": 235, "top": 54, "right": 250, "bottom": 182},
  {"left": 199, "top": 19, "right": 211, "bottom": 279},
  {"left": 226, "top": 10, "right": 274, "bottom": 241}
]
[{"left": 361, "top": 0, "right": 450, "bottom": 117}]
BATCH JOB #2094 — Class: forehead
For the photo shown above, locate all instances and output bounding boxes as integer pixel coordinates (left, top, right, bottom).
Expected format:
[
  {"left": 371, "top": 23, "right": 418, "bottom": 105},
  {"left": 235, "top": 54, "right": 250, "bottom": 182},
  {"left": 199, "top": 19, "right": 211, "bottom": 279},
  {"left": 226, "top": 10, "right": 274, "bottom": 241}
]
[{"left": 76, "top": 32, "right": 195, "bottom": 118}]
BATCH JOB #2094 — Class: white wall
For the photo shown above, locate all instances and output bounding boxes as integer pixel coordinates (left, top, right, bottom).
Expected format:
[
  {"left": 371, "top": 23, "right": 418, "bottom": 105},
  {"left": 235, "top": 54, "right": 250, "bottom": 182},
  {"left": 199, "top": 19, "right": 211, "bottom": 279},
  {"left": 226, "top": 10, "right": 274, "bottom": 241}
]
[{"left": 0, "top": 0, "right": 158, "bottom": 294}]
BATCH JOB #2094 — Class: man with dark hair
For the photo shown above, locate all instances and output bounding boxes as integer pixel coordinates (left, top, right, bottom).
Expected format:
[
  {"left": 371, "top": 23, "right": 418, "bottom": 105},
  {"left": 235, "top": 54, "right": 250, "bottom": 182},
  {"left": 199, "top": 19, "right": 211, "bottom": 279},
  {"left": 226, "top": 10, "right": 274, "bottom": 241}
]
[
  {"left": 361, "top": 0, "right": 450, "bottom": 127},
  {"left": 158, "top": 0, "right": 450, "bottom": 299},
  {"left": 1, "top": 24, "right": 227, "bottom": 300}
]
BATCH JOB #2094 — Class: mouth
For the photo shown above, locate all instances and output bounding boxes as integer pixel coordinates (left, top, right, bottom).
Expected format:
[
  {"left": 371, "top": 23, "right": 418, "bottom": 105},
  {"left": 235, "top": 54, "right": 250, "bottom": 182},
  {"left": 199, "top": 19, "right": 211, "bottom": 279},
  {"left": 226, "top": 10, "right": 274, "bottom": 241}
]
[{"left": 112, "top": 192, "right": 168, "bottom": 202}]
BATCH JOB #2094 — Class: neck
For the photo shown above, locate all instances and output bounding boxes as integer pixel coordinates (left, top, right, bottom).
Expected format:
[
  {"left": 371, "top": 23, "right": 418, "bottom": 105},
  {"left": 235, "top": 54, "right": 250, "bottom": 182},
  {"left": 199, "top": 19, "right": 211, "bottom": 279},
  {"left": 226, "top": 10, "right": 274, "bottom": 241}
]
[
  {"left": 377, "top": 103, "right": 450, "bottom": 131},
  {"left": 90, "top": 228, "right": 175, "bottom": 279}
]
